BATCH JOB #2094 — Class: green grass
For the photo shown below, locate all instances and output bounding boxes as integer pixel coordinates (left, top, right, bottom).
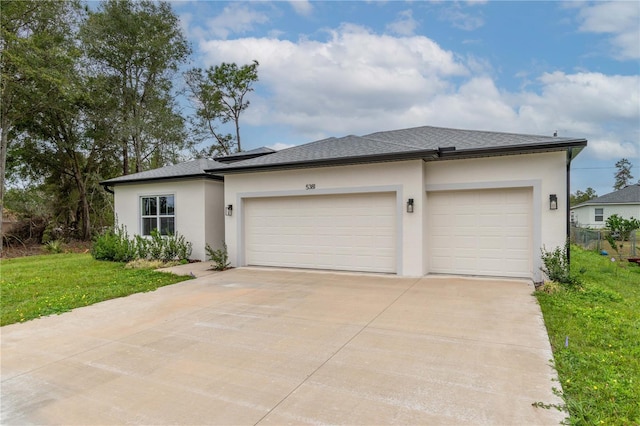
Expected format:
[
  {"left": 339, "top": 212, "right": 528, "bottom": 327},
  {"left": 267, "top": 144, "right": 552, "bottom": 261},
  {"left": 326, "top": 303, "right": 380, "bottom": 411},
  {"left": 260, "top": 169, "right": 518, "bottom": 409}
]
[
  {"left": 0, "top": 253, "right": 191, "bottom": 326},
  {"left": 536, "top": 246, "right": 640, "bottom": 425}
]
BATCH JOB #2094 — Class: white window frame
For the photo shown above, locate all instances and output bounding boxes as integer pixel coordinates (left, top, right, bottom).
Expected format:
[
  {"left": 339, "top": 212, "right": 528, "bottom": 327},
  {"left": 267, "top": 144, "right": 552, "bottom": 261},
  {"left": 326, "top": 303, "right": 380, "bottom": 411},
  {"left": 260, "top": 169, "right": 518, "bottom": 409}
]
[
  {"left": 594, "top": 207, "right": 604, "bottom": 222},
  {"left": 140, "top": 194, "right": 175, "bottom": 236}
]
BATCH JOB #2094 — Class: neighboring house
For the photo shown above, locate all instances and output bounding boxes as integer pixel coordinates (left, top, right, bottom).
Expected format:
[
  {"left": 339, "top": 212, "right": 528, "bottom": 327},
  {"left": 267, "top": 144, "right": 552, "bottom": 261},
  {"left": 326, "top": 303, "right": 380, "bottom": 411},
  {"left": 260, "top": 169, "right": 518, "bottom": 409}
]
[
  {"left": 571, "top": 184, "right": 640, "bottom": 229},
  {"left": 102, "top": 125, "right": 587, "bottom": 282}
]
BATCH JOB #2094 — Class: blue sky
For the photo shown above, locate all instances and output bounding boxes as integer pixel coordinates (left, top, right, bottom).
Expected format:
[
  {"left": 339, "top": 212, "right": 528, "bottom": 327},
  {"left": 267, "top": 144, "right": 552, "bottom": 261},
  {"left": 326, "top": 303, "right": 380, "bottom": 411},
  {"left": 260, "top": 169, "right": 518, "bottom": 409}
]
[{"left": 172, "top": 1, "right": 639, "bottom": 197}]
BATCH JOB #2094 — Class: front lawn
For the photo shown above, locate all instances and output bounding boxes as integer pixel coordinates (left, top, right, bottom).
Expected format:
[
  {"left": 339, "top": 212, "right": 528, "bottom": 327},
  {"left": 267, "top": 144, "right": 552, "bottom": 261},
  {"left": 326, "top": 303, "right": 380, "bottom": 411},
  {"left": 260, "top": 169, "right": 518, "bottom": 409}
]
[
  {"left": 536, "top": 246, "right": 640, "bottom": 425},
  {"left": 0, "top": 253, "right": 191, "bottom": 326}
]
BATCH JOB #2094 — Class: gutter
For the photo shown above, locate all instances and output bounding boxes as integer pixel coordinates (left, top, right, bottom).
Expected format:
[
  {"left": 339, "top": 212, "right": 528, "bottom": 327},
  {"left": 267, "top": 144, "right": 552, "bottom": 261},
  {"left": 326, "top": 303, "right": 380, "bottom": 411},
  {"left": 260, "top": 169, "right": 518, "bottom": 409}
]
[
  {"left": 99, "top": 173, "right": 224, "bottom": 187},
  {"left": 102, "top": 184, "right": 114, "bottom": 194},
  {"left": 567, "top": 148, "right": 573, "bottom": 265},
  {"left": 207, "top": 149, "right": 440, "bottom": 174}
]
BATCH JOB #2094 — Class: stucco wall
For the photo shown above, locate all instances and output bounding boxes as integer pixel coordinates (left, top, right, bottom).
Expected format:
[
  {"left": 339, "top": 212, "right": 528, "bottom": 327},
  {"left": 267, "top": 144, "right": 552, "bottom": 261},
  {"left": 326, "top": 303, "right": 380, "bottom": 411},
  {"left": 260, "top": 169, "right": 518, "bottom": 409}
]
[
  {"left": 224, "top": 160, "right": 425, "bottom": 276},
  {"left": 572, "top": 204, "right": 640, "bottom": 229},
  {"left": 224, "top": 150, "right": 568, "bottom": 281},
  {"left": 113, "top": 179, "right": 224, "bottom": 261}
]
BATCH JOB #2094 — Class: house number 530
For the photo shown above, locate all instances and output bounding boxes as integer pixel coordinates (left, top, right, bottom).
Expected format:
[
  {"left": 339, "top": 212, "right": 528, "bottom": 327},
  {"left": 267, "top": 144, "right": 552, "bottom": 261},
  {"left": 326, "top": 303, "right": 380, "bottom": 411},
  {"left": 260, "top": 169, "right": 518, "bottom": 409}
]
[{"left": 306, "top": 184, "right": 316, "bottom": 190}]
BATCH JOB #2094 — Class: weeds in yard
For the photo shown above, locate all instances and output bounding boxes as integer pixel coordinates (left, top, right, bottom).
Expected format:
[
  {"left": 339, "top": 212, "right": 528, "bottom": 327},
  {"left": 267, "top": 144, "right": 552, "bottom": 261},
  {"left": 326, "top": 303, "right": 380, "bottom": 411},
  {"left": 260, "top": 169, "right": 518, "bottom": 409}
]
[{"left": 536, "top": 246, "right": 640, "bottom": 425}]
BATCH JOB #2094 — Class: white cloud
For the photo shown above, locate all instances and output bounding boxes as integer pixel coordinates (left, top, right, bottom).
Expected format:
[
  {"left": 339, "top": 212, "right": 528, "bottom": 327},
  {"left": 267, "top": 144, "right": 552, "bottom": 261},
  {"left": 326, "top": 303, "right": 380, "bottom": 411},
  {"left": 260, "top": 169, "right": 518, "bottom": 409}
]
[
  {"left": 439, "top": 4, "right": 484, "bottom": 31},
  {"left": 200, "top": 24, "right": 469, "bottom": 136},
  {"left": 268, "top": 142, "right": 297, "bottom": 151},
  {"left": 199, "top": 24, "right": 638, "bottom": 166},
  {"left": 386, "top": 9, "right": 418, "bottom": 36},
  {"left": 577, "top": 2, "right": 640, "bottom": 60},
  {"left": 289, "top": 0, "right": 313, "bottom": 17},
  {"left": 588, "top": 139, "right": 638, "bottom": 160},
  {"left": 206, "top": 4, "right": 269, "bottom": 39}
]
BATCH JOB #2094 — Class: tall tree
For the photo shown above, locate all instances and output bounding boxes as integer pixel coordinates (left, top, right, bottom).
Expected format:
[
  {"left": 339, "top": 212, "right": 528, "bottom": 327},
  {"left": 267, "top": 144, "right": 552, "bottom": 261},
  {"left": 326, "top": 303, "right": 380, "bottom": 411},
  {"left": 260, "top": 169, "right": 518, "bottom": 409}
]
[
  {"left": 614, "top": 158, "right": 634, "bottom": 190},
  {"left": 80, "top": 0, "right": 191, "bottom": 175},
  {"left": 570, "top": 187, "right": 598, "bottom": 206},
  {"left": 185, "top": 60, "right": 259, "bottom": 156},
  {"left": 0, "top": 0, "right": 82, "bottom": 243},
  {"left": 7, "top": 2, "right": 116, "bottom": 240}
]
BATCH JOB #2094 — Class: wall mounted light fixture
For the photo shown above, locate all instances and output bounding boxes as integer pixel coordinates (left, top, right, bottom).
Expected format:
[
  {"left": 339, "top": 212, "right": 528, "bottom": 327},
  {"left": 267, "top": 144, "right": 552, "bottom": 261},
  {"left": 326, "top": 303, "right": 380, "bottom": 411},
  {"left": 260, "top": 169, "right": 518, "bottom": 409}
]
[
  {"left": 407, "top": 198, "right": 414, "bottom": 213},
  {"left": 549, "top": 194, "right": 558, "bottom": 210},
  {"left": 225, "top": 204, "right": 233, "bottom": 216}
]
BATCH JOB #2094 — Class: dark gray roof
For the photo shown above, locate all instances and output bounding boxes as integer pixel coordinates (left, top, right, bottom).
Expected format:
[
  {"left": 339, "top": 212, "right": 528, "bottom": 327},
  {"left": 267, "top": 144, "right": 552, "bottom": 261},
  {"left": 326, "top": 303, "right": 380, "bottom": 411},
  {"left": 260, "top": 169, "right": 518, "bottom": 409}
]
[
  {"left": 216, "top": 146, "right": 275, "bottom": 159},
  {"left": 212, "top": 125, "right": 587, "bottom": 174},
  {"left": 574, "top": 184, "right": 640, "bottom": 207},
  {"left": 101, "top": 158, "right": 226, "bottom": 185},
  {"left": 214, "top": 146, "right": 276, "bottom": 163}
]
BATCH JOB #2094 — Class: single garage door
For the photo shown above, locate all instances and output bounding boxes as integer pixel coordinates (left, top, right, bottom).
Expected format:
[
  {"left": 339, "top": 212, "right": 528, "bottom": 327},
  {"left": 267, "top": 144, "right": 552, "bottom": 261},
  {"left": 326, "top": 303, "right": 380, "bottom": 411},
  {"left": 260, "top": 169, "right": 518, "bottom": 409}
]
[
  {"left": 427, "top": 187, "right": 532, "bottom": 278},
  {"left": 244, "top": 192, "right": 396, "bottom": 273}
]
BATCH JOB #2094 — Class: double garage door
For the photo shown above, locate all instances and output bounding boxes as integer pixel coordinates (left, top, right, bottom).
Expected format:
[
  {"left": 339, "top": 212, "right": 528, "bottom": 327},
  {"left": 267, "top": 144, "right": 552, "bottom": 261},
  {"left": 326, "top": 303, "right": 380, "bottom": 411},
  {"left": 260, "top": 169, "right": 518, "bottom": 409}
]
[
  {"left": 244, "top": 193, "right": 397, "bottom": 273},
  {"left": 243, "top": 188, "right": 532, "bottom": 277}
]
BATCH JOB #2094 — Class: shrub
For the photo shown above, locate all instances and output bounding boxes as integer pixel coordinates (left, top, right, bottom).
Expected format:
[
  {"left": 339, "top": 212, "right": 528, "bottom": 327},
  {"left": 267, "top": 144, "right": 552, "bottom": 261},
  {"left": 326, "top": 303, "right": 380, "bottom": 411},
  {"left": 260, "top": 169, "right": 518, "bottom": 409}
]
[
  {"left": 167, "top": 233, "right": 192, "bottom": 262},
  {"left": 540, "top": 241, "right": 581, "bottom": 287},
  {"left": 91, "top": 226, "right": 192, "bottom": 263},
  {"left": 147, "top": 230, "right": 164, "bottom": 260},
  {"left": 206, "top": 242, "right": 230, "bottom": 271},
  {"left": 44, "top": 240, "right": 64, "bottom": 254},
  {"left": 606, "top": 214, "right": 640, "bottom": 241},
  {"left": 91, "top": 225, "right": 137, "bottom": 262},
  {"left": 134, "top": 234, "right": 149, "bottom": 259}
]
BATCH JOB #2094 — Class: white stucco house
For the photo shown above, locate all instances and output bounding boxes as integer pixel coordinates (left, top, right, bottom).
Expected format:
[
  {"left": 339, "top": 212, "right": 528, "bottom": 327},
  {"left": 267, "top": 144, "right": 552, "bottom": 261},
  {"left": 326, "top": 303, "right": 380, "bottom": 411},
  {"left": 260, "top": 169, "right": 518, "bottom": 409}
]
[
  {"left": 101, "top": 125, "right": 587, "bottom": 282},
  {"left": 571, "top": 184, "right": 640, "bottom": 229}
]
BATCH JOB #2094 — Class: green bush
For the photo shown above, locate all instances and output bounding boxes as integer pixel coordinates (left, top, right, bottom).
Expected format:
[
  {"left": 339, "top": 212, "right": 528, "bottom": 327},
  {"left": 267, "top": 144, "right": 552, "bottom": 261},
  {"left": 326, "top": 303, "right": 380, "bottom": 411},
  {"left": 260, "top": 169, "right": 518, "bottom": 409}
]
[
  {"left": 147, "top": 230, "right": 164, "bottom": 260},
  {"left": 167, "top": 233, "right": 192, "bottom": 262},
  {"left": 134, "top": 234, "right": 149, "bottom": 259},
  {"left": 44, "top": 240, "right": 64, "bottom": 254},
  {"left": 91, "top": 226, "right": 192, "bottom": 263},
  {"left": 540, "top": 241, "right": 581, "bottom": 287},
  {"left": 606, "top": 214, "right": 640, "bottom": 241},
  {"left": 206, "top": 242, "right": 230, "bottom": 271},
  {"left": 91, "top": 225, "right": 137, "bottom": 262}
]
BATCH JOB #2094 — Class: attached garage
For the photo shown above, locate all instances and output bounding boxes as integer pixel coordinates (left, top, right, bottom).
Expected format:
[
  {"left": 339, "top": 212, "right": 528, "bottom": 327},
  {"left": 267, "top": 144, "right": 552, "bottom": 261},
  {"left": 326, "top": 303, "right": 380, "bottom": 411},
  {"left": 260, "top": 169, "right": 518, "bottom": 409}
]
[
  {"left": 244, "top": 192, "right": 397, "bottom": 273},
  {"left": 427, "top": 187, "right": 533, "bottom": 278}
]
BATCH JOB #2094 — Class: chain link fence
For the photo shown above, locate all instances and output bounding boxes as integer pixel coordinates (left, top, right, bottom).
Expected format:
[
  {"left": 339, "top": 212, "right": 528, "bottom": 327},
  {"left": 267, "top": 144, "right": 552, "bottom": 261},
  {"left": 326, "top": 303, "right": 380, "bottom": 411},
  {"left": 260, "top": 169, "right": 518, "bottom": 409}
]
[{"left": 571, "top": 226, "right": 637, "bottom": 258}]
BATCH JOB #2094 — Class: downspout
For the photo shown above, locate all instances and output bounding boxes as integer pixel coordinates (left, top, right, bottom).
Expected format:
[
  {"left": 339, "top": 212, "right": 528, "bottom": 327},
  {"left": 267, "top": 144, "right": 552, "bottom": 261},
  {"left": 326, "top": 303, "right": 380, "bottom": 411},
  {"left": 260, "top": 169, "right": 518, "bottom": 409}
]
[
  {"left": 566, "top": 148, "right": 573, "bottom": 265},
  {"left": 102, "top": 184, "right": 115, "bottom": 195}
]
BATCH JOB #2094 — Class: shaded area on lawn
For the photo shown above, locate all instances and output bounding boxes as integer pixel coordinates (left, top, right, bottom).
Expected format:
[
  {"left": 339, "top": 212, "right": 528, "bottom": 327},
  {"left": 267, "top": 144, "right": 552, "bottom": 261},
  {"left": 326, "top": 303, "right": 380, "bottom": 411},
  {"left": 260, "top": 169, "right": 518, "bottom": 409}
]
[
  {"left": 0, "top": 253, "right": 191, "bottom": 326},
  {"left": 536, "top": 246, "right": 640, "bottom": 425}
]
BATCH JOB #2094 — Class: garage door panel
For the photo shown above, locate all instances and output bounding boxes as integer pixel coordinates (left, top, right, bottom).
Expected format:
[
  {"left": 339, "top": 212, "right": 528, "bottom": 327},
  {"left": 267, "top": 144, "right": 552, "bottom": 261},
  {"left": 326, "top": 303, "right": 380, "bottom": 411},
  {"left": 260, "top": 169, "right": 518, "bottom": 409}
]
[
  {"left": 428, "top": 188, "right": 532, "bottom": 278},
  {"left": 245, "top": 193, "right": 396, "bottom": 273}
]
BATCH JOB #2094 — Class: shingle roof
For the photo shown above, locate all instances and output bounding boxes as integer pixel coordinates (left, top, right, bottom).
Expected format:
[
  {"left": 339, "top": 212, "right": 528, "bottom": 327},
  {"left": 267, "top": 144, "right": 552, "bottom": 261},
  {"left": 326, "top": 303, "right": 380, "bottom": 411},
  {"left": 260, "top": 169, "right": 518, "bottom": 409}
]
[
  {"left": 212, "top": 125, "right": 587, "bottom": 174},
  {"left": 214, "top": 146, "right": 276, "bottom": 163},
  {"left": 216, "top": 146, "right": 275, "bottom": 159},
  {"left": 574, "top": 184, "right": 640, "bottom": 207},
  {"left": 101, "top": 158, "right": 226, "bottom": 185},
  {"left": 102, "top": 125, "right": 588, "bottom": 184}
]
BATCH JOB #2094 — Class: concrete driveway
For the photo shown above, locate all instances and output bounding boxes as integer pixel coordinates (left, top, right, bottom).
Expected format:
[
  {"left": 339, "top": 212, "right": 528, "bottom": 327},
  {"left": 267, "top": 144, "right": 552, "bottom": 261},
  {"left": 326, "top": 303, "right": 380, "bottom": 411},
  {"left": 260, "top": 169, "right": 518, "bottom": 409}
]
[{"left": 1, "top": 267, "right": 565, "bottom": 425}]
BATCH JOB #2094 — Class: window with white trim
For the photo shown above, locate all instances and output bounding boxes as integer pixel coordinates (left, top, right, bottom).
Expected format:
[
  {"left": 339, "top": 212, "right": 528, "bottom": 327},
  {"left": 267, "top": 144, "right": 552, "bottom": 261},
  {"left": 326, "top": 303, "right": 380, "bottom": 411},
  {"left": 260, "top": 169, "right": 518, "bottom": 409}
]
[
  {"left": 141, "top": 195, "right": 175, "bottom": 235},
  {"left": 594, "top": 207, "right": 603, "bottom": 222}
]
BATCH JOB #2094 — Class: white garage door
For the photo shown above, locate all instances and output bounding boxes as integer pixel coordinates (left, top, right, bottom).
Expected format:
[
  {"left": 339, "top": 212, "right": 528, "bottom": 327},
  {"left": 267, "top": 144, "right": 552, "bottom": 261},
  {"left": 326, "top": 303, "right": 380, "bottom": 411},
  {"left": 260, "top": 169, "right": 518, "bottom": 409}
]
[
  {"left": 244, "top": 193, "right": 397, "bottom": 273},
  {"left": 427, "top": 188, "right": 532, "bottom": 278}
]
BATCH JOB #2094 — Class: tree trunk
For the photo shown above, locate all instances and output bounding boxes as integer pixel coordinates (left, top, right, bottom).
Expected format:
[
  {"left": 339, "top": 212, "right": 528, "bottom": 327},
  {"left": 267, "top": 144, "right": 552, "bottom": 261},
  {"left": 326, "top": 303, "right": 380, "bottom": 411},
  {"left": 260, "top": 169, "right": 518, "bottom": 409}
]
[
  {"left": 0, "top": 120, "right": 11, "bottom": 251},
  {"left": 122, "top": 139, "right": 129, "bottom": 175},
  {"left": 235, "top": 120, "right": 241, "bottom": 152},
  {"left": 73, "top": 168, "right": 91, "bottom": 240}
]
